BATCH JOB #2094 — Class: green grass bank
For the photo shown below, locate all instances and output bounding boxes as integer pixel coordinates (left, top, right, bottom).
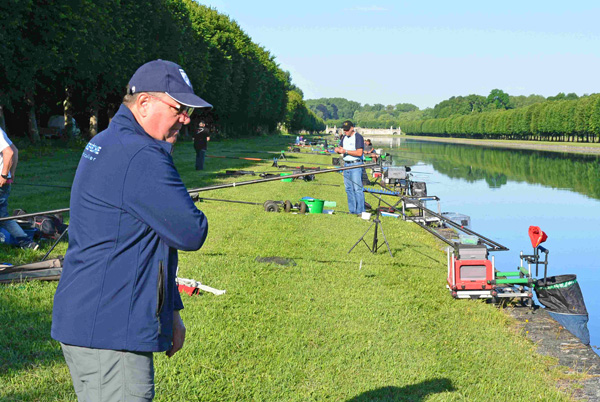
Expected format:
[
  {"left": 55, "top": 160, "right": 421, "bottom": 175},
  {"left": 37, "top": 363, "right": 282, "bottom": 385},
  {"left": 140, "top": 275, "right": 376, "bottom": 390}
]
[{"left": 0, "top": 134, "right": 581, "bottom": 401}]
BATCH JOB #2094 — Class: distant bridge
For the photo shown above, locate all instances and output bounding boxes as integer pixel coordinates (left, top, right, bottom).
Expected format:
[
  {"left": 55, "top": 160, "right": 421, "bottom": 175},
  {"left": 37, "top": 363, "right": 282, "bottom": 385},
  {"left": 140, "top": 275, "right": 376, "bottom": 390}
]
[{"left": 326, "top": 126, "right": 401, "bottom": 136}]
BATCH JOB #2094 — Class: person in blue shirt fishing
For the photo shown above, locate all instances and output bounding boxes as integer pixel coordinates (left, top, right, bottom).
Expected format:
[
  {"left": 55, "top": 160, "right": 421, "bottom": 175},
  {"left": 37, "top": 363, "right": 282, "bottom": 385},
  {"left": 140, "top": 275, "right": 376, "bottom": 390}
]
[
  {"left": 51, "top": 59, "right": 211, "bottom": 401},
  {"left": 334, "top": 120, "right": 366, "bottom": 215}
]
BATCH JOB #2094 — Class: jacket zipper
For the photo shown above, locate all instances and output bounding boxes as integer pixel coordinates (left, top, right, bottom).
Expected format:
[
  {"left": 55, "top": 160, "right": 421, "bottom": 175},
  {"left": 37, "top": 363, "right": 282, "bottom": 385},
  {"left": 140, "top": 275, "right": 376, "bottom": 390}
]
[{"left": 156, "top": 260, "right": 165, "bottom": 332}]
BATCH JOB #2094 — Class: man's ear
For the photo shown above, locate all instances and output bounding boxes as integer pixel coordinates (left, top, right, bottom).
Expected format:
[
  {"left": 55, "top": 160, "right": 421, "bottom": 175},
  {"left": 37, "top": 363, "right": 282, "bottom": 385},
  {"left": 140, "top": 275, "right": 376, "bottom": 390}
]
[{"left": 136, "top": 93, "right": 151, "bottom": 118}]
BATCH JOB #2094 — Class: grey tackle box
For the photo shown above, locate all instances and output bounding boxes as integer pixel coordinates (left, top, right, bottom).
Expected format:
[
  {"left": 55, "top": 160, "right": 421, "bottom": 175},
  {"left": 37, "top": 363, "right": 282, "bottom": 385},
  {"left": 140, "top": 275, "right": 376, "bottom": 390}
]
[{"left": 457, "top": 244, "right": 488, "bottom": 260}]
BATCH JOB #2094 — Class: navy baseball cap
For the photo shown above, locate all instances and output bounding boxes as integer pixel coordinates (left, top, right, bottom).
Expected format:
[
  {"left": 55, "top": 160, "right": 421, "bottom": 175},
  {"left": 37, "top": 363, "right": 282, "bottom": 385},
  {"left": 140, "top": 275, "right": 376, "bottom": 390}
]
[
  {"left": 128, "top": 59, "right": 212, "bottom": 109},
  {"left": 341, "top": 120, "right": 354, "bottom": 131}
]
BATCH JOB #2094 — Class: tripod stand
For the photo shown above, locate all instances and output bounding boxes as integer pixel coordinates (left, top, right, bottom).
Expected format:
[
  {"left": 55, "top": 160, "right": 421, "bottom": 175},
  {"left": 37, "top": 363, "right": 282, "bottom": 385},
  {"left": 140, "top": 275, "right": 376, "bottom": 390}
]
[{"left": 348, "top": 201, "right": 393, "bottom": 257}]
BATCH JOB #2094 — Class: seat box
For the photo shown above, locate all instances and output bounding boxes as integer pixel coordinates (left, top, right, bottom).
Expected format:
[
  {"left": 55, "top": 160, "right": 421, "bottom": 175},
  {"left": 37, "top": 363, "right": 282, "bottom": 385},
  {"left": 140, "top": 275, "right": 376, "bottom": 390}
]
[{"left": 447, "top": 257, "right": 493, "bottom": 291}]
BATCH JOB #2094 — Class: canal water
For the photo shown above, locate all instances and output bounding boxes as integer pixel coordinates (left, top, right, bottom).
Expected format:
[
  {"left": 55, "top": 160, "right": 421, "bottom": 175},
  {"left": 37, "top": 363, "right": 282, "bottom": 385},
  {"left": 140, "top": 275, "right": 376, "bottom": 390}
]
[{"left": 374, "top": 137, "right": 600, "bottom": 352}]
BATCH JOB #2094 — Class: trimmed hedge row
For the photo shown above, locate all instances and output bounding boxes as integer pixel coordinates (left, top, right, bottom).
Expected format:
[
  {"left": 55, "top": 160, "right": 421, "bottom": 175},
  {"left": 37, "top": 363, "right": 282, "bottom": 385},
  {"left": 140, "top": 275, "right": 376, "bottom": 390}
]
[
  {"left": 1, "top": 0, "right": 323, "bottom": 139},
  {"left": 400, "top": 95, "right": 600, "bottom": 142}
]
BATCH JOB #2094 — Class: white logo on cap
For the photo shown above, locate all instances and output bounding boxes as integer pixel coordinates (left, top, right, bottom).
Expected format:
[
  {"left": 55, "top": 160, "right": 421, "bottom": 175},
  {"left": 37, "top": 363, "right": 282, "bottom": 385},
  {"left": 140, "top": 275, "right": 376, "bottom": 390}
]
[{"left": 179, "top": 69, "right": 192, "bottom": 88}]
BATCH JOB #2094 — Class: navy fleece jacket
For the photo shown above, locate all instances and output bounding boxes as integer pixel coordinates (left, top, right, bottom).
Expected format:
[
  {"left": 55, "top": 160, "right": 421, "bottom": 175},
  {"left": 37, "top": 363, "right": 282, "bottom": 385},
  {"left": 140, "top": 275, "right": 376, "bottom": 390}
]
[{"left": 52, "top": 105, "right": 208, "bottom": 352}]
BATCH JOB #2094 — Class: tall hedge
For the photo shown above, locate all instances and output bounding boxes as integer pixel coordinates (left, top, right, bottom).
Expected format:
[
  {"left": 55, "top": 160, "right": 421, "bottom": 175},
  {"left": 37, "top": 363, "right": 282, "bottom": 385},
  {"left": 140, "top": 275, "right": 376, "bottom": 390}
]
[
  {"left": 0, "top": 0, "right": 322, "bottom": 139},
  {"left": 400, "top": 95, "right": 600, "bottom": 142}
]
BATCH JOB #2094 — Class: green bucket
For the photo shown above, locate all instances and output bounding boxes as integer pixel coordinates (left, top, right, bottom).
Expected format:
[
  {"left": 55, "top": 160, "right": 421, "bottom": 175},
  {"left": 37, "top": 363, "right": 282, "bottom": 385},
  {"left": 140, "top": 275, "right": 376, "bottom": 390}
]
[
  {"left": 364, "top": 157, "right": 372, "bottom": 161},
  {"left": 280, "top": 172, "right": 293, "bottom": 182},
  {"left": 304, "top": 198, "right": 324, "bottom": 214}
]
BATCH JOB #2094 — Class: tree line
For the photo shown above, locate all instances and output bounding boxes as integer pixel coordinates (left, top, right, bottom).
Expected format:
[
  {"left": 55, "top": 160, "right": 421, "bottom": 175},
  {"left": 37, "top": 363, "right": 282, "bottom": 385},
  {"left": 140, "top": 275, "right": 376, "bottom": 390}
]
[
  {"left": 307, "top": 91, "right": 599, "bottom": 142},
  {"left": 0, "top": 0, "right": 323, "bottom": 141},
  {"left": 400, "top": 94, "right": 600, "bottom": 143}
]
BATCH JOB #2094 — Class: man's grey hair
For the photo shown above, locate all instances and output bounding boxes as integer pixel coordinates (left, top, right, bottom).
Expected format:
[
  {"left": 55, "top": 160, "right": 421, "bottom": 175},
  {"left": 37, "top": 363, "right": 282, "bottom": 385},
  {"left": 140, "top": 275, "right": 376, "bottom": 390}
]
[{"left": 122, "top": 85, "right": 164, "bottom": 106}]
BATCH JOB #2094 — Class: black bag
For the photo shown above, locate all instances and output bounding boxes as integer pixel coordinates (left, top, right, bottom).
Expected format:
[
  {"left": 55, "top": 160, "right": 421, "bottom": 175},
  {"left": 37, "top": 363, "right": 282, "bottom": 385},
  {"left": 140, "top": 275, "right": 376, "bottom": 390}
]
[
  {"left": 12, "top": 209, "right": 35, "bottom": 229},
  {"left": 33, "top": 215, "right": 67, "bottom": 239},
  {"left": 361, "top": 168, "right": 371, "bottom": 186}
]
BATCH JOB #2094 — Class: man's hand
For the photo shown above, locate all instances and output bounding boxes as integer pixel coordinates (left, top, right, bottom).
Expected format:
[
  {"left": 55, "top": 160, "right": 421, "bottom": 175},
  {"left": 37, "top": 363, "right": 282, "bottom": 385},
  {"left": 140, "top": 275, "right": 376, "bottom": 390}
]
[
  {"left": 166, "top": 310, "right": 186, "bottom": 358},
  {"left": 0, "top": 177, "right": 6, "bottom": 187},
  {"left": 334, "top": 146, "right": 345, "bottom": 155}
]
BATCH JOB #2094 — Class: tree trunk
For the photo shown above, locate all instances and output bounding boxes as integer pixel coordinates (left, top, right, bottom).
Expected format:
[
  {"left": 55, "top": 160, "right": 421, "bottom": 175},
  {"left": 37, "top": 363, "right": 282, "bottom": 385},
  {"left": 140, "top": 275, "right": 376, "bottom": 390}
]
[
  {"left": 25, "top": 92, "right": 41, "bottom": 143},
  {"left": 64, "top": 86, "right": 74, "bottom": 139},
  {"left": 89, "top": 105, "right": 99, "bottom": 138}
]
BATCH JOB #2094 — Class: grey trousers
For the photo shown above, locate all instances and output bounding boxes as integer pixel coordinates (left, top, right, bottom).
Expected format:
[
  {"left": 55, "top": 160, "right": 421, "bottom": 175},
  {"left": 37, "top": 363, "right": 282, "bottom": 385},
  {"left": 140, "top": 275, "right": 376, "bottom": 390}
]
[{"left": 61, "top": 343, "right": 155, "bottom": 402}]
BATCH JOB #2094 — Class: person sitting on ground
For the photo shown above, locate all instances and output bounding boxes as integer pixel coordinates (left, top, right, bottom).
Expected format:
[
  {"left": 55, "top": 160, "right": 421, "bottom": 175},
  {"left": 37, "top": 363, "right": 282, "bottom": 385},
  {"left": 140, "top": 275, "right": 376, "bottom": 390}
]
[
  {"left": 364, "top": 139, "right": 378, "bottom": 162},
  {"left": 0, "top": 127, "right": 39, "bottom": 250}
]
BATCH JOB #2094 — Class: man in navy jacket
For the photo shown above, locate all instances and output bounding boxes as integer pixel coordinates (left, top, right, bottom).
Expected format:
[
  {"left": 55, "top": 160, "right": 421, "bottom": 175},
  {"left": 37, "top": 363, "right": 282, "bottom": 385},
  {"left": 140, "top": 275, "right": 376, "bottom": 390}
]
[{"left": 52, "top": 60, "right": 211, "bottom": 401}]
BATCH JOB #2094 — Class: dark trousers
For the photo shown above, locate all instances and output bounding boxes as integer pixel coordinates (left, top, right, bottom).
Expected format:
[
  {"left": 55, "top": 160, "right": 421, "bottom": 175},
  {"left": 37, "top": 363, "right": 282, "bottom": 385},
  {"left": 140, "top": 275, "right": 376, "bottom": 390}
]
[{"left": 195, "top": 149, "right": 206, "bottom": 170}]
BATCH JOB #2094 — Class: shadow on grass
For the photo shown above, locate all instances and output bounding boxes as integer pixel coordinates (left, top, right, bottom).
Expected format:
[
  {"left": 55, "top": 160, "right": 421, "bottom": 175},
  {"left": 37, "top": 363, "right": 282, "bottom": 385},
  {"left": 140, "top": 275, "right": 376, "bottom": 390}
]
[{"left": 346, "top": 378, "right": 455, "bottom": 401}]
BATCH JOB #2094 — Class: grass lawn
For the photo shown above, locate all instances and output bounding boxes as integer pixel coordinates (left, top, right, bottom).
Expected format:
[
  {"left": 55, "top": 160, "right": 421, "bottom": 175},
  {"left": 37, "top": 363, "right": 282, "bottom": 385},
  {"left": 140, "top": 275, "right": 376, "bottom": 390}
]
[{"left": 0, "top": 134, "right": 580, "bottom": 401}]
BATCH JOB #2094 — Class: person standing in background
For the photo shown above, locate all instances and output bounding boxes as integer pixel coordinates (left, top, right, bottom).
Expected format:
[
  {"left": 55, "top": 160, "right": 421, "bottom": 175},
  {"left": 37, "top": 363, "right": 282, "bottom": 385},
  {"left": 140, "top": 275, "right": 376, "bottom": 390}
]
[
  {"left": 193, "top": 121, "right": 210, "bottom": 170},
  {"left": 334, "top": 120, "right": 366, "bottom": 215}
]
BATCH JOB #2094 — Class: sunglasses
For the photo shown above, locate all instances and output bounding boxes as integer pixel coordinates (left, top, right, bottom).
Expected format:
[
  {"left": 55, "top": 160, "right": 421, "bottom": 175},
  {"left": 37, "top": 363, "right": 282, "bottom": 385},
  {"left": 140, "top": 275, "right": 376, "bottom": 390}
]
[{"left": 148, "top": 94, "right": 194, "bottom": 117}]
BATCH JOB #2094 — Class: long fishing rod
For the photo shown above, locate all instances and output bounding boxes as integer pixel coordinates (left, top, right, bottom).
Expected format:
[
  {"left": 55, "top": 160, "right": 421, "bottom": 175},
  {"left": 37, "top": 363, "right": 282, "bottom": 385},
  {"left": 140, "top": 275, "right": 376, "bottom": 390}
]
[
  {"left": 13, "top": 182, "right": 72, "bottom": 189},
  {"left": 207, "top": 154, "right": 267, "bottom": 162},
  {"left": 338, "top": 170, "right": 508, "bottom": 252},
  {"left": 0, "top": 208, "right": 70, "bottom": 222},
  {"left": 373, "top": 182, "right": 509, "bottom": 251},
  {"left": 1, "top": 164, "right": 376, "bottom": 222},
  {"left": 288, "top": 150, "right": 334, "bottom": 156},
  {"left": 195, "top": 197, "right": 261, "bottom": 206},
  {"left": 209, "top": 154, "right": 335, "bottom": 168},
  {"left": 278, "top": 160, "right": 334, "bottom": 167},
  {"left": 188, "top": 163, "right": 377, "bottom": 195},
  {"left": 221, "top": 149, "right": 286, "bottom": 155}
]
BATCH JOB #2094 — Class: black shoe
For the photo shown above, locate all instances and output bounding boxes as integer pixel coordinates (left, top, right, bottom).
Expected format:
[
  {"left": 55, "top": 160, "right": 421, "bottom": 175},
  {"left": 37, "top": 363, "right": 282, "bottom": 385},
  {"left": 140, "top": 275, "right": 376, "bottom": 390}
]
[{"left": 22, "top": 241, "right": 39, "bottom": 251}]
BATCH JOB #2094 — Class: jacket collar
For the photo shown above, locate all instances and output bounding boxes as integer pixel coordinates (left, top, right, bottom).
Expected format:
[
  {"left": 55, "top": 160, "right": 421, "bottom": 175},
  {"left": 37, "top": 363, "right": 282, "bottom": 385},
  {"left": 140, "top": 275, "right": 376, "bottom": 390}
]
[{"left": 112, "top": 104, "right": 173, "bottom": 154}]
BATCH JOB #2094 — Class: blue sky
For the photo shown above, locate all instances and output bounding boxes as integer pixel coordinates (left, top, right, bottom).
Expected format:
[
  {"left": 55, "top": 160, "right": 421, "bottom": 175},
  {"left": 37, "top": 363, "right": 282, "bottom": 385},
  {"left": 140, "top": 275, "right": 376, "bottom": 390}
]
[{"left": 197, "top": 1, "right": 600, "bottom": 109}]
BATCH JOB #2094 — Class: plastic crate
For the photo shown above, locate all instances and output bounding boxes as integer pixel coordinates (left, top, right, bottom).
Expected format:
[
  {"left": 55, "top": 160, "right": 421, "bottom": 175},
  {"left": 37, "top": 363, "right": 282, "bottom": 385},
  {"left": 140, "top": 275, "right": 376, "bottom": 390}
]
[{"left": 442, "top": 212, "right": 471, "bottom": 229}]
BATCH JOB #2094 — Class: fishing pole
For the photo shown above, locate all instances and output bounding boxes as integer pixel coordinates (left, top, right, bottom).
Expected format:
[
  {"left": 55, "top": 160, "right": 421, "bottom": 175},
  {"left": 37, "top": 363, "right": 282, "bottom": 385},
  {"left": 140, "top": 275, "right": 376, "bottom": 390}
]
[
  {"left": 339, "top": 170, "right": 509, "bottom": 252},
  {"left": 13, "top": 182, "right": 72, "bottom": 189},
  {"left": 207, "top": 154, "right": 266, "bottom": 162},
  {"left": 274, "top": 164, "right": 326, "bottom": 170},
  {"left": 0, "top": 208, "right": 70, "bottom": 222},
  {"left": 195, "top": 197, "right": 261, "bottom": 206},
  {"left": 1, "top": 164, "right": 377, "bottom": 222},
  {"left": 278, "top": 160, "right": 334, "bottom": 167},
  {"left": 376, "top": 182, "right": 508, "bottom": 251},
  {"left": 188, "top": 163, "right": 377, "bottom": 195},
  {"left": 221, "top": 149, "right": 287, "bottom": 156},
  {"left": 288, "top": 150, "right": 334, "bottom": 156}
]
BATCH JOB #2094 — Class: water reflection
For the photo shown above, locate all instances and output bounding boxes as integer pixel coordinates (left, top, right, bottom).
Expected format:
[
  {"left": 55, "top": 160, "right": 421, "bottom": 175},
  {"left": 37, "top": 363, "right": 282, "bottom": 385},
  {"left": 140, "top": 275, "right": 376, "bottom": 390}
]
[{"left": 374, "top": 137, "right": 600, "bottom": 353}]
